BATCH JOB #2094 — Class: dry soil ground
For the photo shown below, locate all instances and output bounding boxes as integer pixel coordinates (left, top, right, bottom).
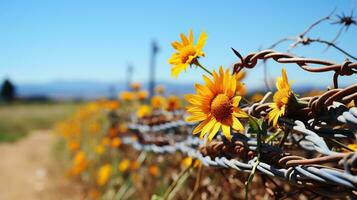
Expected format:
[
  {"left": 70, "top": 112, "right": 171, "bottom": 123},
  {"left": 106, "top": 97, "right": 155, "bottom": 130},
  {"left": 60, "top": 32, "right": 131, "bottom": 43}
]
[{"left": 0, "top": 130, "right": 83, "bottom": 200}]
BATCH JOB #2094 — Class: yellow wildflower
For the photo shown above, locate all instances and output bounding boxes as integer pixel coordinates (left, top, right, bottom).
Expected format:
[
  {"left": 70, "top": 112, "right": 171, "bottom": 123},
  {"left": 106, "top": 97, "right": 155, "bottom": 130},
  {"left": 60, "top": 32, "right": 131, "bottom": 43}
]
[
  {"left": 268, "top": 68, "right": 295, "bottom": 127},
  {"left": 251, "top": 93, "right": 264, "bottom": 102},
  {"left": 105, "top": 100, "right": 120, "bottom": 110},
  {"left": 89, "top": 121, "right": 100, "bottom": 134},
  {"left": 169, "top": 29, "right": 207, "bottom": 77},
  {"left": 166, "top": 95, "right": 181, "bottom": 111},
  {"left": 348, "top": 144, "right": 357, "bottom": 151},
  {"left": 136, "top": 105, "right": 152, "bottom": 118},
  {"left": 68, "top": 140, "right": 80, "bottom": 152},
  {"left": 97, "top": 164, "right": 112, "bottom": 186},
  {"left": 119, "top": 91, "right": 135, "bottom": 101},
  {"left": 101, "top": 137, "right": 111, "bottom": 146},
  {"left": 185, "top": 66, "right": 247, "bottom": 141},
  {"left": 130, "top": 161, "right": 140, "bottom": 171},
  {"left": 108, "top": 127, "right": 118, "bottom": 138},
  {"left": 148, "top": 165, "right": 159, "bottom": 177},
  {"left": 95, "top": 144, "right": 105, "bottom": 155},
  {"left": 70, "top": 151, "right": 88, "bottom": 176},
  {"left": 111, "top": 138, "right": 122, "bottom": 148},
  {"left": 182, "top": 157, "right": 201, "bottom": 168},
  {"left": 155, "top": 85, "right": 165, "bottom": 95},
  {"left": 235, "top": 71, "right": 247, "bottom": 96},
  {"left": 88, "top": 188, "right": 100, "bottom": 199},
  {"left": 118, "top": 123, "right": 128, "bottom": 134},
  {"left": 136, "top": 90, "right": 149, "bottom": 101},
  {"left": 118, "top": 159, "right": 130, "bottom": 172},
  {"left": 130, "top": 82, "right": 141, "bottom": 91},
  {"left": 151, "top": 95, "right": 166, "bottom": 110}
]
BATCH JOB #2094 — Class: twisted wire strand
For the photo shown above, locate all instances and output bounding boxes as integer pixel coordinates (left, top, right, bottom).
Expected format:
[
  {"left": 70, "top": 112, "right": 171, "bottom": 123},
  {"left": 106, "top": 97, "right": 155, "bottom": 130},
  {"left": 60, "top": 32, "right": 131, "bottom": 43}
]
[
  {"left": 122, "top": 107, "right": 357, "bottom": 194},
  {"left": 118, "top": 70, "right": 357, "bottom": 196},
  {"left": 232, "top": 49, "right": 357, "bottom": 88}
]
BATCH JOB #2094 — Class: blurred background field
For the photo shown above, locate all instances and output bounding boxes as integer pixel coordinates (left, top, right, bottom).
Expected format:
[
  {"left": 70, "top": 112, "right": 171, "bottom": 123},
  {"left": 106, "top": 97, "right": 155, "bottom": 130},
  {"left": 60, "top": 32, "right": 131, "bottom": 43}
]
[
  {"left": 0, "top": 0, "right": 355, "bottom": 199},
  {"left": 0, "top": 102, "right": 80, "bottom": 142}
]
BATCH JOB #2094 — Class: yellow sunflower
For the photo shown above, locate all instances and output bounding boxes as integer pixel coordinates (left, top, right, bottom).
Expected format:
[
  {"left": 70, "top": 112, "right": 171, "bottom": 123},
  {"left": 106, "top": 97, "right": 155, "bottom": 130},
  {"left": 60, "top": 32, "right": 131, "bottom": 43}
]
[
  {"left": 136, "top": 90, "right": 149, "bottom": 101},
  {"left": 235, "top": 71, "right": 247, "bottom": 96},
  {"left": 185, "top": 66, "right": 247, "bottom": 141},
  {"left": 268, "top": 68, "right": 293, "bottom": 127},
  {"left": 130, "top": 82, "right": 141, "bottom": 91},
  {"left": 166, "top": 95, "right": 181, "bottom": 111},
  {"left": 97, "top": 164, "right": 112, "bottom": 186},
  {"left": 151, "top": 95, "right": 166, "bottom": 109},
  {"left": 119, "top": 91, "right": 135, "bottom": 101},
  {"left": 169, "top": 29, "right": 207, "bottom": 77},
  {"left": 155, "top": 85, "right": 165, "bottom": 95},
  {"left": 136, "top": 105, "right": 152, "bottom": 118}
]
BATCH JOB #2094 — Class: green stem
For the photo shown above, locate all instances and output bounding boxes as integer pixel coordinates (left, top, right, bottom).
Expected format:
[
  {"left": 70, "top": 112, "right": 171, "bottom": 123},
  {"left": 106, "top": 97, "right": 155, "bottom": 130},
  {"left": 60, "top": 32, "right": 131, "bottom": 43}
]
[
  {"left": 279, "top": 130, "right": 289, "bottom": 148},
  {"left": 193, "top": 60, "right": 213, "bottom": 76},
  {"left": 245, "top": 115, "right": 262, "bottom": 200},
  {"left": 265, "top": 130, "right": 282, "bottom": 143},
  {"left": 187, "top": 164, "right": 203, "bottom": 200},
  {"left": 162, "top": 166, "right": 191, "bottom": 200},
  {"left": 327, "top": 138, "right": 354, "bottom": 152}
]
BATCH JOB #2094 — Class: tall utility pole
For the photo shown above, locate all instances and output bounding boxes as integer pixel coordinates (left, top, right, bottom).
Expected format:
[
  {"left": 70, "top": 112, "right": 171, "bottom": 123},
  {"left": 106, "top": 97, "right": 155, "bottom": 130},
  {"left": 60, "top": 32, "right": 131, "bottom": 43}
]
[
  {"left": 126, "top": 64, "right": 133, "bottom": 91},
  {"left": 149, "top": 40, "right": 159, "bottom": 98}
]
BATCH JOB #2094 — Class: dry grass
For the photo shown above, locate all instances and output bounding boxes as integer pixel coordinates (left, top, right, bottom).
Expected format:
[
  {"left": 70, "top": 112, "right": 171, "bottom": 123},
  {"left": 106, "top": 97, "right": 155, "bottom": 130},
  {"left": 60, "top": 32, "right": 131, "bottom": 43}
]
[{"left": 0, "top": 102, "right": 80, "bottom": 142}]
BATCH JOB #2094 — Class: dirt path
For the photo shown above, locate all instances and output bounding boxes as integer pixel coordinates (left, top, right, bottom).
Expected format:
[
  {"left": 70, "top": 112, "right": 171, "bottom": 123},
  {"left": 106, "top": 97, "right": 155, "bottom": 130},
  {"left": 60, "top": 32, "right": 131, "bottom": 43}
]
[{"left": 0, "top": 130, "right": 83, "bottom": 200}]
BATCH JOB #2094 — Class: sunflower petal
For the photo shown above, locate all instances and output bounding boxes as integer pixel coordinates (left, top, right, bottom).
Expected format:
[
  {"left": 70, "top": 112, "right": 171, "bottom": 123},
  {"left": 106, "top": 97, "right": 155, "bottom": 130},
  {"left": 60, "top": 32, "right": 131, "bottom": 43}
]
[
  {"left": 208, "top": 122, "right": 221, "bottom": 141},
  {"left": 221, "top": 124, "right": 231, "bottom": 141}
]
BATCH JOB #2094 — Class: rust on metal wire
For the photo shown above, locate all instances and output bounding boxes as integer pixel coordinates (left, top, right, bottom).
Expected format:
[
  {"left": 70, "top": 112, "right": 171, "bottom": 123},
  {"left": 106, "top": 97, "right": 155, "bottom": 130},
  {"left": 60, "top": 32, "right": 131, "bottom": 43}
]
[{"left": 232, "top": 49, "right": 357, "bottom": 88}]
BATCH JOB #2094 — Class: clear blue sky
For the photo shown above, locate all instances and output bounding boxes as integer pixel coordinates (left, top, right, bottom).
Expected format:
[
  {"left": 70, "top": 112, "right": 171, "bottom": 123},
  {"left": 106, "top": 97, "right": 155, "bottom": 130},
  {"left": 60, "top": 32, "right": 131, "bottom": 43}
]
[{"left": 0, "top": 0, "right": 356, "bottom": 89}]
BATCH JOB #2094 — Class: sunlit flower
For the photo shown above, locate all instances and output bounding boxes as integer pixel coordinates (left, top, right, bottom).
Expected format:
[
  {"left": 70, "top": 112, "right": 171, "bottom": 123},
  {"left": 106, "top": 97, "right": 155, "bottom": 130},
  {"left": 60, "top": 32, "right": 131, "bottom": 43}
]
[
  {"left": 268, "top": 68, "right": 295, "bottom": 127},
  {"left": 104, "top": 100, "right": 120, "bottom": 111},
  {"left": 89, "top": 121, "right": 100, "bottom": 134},
  {"left": 348, "top": 144, "right": 357, "bottom": 152},
  {"left": 68, "top": 140, "right": 80, "bottom": 152},
  {"left": 251, "top": 93, "right": 264, "bottom": 102},
  {"left": 185, "top": 66, "right": 247, "bottom": 141},
  {"left": 111, "top": 138, "right": 122, "bottom": 148},
  {"left": 136, "top": 105, "right": 152, "bottom": 118},
  {"left": 235, "top": 71, "right": 247, "bottom": 96},
  {"left": 101, "top": 137, "right": 111, "bottom": 146},
  {"left": 182, "top": 156, "right": 201, "bottom": 168},
  {"left": 119, "top": 91, "right": 135, "bottom": 101},
  {"left": 118, "top": 159, "right": 130, "bottom": 172},
  {"left": 97, "top": 164, "right": 112, "bottom": 186},
  {"left": 136, "top": 90, "right": 149, "bottom": 101},
  {"left": 166, "top": 95, "right": 181, "bottom": 111},
  {"left": 130, "top": 161, "right": 140, "bottom": 171},
  {"left": 108, "top": 127, "right": 118, "bottom": 138},
  {"left": 169, "top": 29, "right": 207, "bottom": 77},
  {"left": 95, "top": 144, "right": 105, "bottom": 155},
  {"left": 70, "top": 151, "right": 88, "bottom": 176},
  {"left": 118, "top": 123, "right": 128, "bottom": 134},
  {"left": 130, "top": 82, "right": 141, "bottom": 91},
  {"left": 151, "top": 95, "right": 166, "bottom": 110},
  {"left": 148, "top": 165, "right": 159, "bottom": 177},
  {"left": 155, "top": 85, "right": 165, "bottom": 95},
  {"left": 88, "top": 188, "right": 100, "bottom": 199}
]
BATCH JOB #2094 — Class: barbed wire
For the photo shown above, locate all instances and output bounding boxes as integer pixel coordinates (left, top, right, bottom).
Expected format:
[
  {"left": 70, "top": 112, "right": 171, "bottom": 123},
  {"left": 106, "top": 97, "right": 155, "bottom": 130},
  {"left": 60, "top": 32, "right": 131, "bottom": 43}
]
[
  {"left": 267, "top": 8, "right": 357, "bottom": 61},
  {"left": 121, "top": 97, "right": 357, "bottom": 198},
  {"left": 122, "top": 114, "right": 357, "bottom": 197},
  {"left": 232, "top": 49, "right": 357, "bottom": 88}
]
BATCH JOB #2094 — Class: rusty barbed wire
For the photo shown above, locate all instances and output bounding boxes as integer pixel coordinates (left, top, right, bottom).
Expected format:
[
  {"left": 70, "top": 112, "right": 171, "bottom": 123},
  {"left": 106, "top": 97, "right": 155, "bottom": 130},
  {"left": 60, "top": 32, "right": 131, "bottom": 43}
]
[
  {"left": 116, "top": 71, "right": 357, "bottom": 198},
  {"left": 232, "top": 49, "right": 357, "bottom": 88},
  {"left": 267, "top": 8, "right": 357, "bottom": 60}
]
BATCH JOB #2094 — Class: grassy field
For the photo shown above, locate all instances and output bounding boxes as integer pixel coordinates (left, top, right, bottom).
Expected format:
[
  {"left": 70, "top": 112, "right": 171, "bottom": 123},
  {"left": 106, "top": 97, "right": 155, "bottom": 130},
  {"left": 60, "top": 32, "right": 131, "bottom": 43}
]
[{"left": 0, "top": 102, "right": 80, "bottom": 142}]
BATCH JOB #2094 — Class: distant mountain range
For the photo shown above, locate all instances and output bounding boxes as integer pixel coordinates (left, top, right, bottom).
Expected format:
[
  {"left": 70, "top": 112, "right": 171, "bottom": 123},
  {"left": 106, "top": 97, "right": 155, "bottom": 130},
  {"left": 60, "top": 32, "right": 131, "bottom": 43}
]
[
  {"left": 15, "top": 80, "right": 327, "bottom": 100},
  {"left": 16, "top": 80, "right": 196, "bottom": 100}
]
